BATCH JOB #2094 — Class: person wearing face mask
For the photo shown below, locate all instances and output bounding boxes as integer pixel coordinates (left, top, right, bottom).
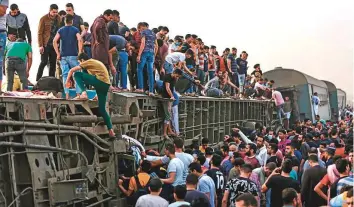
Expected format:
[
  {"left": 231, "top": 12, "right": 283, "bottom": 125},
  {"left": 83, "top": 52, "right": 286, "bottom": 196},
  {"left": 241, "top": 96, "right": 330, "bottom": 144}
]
[
  {"left": 169, "top": 36, "right": 182, "bottom": 53},
  {"left": 221, "top": 144, "right": 237, "bottom": 178}
]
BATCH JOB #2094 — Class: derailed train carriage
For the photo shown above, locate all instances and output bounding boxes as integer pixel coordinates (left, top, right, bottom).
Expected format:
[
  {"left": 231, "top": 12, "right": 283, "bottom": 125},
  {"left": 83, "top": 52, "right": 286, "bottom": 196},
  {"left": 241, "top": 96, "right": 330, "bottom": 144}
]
[
  {"left": 0, "top": 92, "right": 273, "bottom": 207},
  {"left": 263, "top": 67, "right": 338, "bottom": 123}
]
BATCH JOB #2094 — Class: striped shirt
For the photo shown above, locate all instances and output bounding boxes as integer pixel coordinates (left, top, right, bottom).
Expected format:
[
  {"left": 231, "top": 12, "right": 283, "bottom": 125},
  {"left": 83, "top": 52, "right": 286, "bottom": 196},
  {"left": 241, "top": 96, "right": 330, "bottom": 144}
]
[{"left": 337, "top": 175, "right": 353, "bottom": 195}]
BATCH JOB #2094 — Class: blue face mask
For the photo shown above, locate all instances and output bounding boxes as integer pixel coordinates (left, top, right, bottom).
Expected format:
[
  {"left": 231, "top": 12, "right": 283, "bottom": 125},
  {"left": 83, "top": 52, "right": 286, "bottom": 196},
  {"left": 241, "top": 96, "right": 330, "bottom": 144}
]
[
  {"left": 229, "top": 151, "right": 233, "bottom": 158},
  {"left": 175, "top": 42, "right": 181, "bottom": 46}
]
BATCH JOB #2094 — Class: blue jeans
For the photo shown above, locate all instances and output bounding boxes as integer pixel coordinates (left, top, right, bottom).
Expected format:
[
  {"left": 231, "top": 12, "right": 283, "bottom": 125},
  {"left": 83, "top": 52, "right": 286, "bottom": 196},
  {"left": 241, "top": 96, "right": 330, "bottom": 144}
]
[
  {"left": 137, "top": 51, "right": 154, "bottom": 92},
  {"left": 276, "top": 104, "right": 285, "bottom": 124},
  {"left": 163, "top": 61, "right": 174, "bottom": 74},
  {"left": 84, "top": 46, "right": 92, "bottom": 58},
  {"left": 117, "top": 51, "right": 128, "bottom": 89},
  {"left": 0, "top": 32, "right": 7, "bottom": 81},
  {"left": 60, "top": 56, "right": 81, "bottom": 95},
  {"left": 238, "top": 74, "right": 246, "bottom": 93}
]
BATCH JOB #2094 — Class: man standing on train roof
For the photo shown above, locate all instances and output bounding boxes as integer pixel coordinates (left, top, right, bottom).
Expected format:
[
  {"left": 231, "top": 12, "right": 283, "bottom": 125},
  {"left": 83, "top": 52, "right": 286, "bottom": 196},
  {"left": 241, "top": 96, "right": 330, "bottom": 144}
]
[
  {"left": 6, "top": 4, "right": 32, "bottom": 45},
  {"left": 62, "top": 3, "right": 85, "bottom": 36},
  {"left": 312, "top": 92, "right": 320, "bottom": 118}
]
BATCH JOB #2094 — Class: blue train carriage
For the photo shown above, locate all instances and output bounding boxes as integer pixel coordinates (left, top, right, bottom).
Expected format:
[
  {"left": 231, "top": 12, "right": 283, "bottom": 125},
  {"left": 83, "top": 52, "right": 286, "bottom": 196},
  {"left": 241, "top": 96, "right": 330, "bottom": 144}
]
[
  {"left": 263, "top": 67, "right": 331, "bottom": 123},
  {"left": 323, "top": 80, "right": 339, "bottom": 121}
]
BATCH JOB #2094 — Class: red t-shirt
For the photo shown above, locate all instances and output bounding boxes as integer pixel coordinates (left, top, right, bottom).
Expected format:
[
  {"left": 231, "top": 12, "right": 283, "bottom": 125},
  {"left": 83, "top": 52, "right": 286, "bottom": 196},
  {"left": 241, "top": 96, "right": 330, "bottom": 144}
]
[{"left": 244, "top": 156, "right": 260, "bottom": 169}]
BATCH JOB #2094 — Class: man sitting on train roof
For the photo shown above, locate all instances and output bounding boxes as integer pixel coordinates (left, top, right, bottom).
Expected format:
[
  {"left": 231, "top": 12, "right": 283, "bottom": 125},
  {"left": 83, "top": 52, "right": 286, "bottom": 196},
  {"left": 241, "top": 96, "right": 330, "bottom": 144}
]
[{"left": 203, "top": 70, "right": 238, "bottom": 98}]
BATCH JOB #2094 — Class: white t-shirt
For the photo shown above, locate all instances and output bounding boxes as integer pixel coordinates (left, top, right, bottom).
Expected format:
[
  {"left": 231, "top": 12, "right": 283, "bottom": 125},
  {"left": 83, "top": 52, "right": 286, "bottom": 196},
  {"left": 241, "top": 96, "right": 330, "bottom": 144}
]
[
  {"left": 165, "top": 52, "right": 186, "bottom": 64},
  {"left": 136, "top": 194, "right": 169, "bottom": 207},
  {"left": 254, "top": 82, "right": 266, "bottom": 90}
]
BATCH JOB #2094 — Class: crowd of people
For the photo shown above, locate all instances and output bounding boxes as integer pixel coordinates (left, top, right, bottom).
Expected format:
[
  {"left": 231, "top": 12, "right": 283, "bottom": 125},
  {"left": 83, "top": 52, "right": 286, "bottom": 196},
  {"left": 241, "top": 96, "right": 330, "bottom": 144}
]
[
  {"left": 117, "top": 111, "right": 353, "bottom": 207},
  {"left": 0, "top": 2, "right": 353, "bottom": 207}
]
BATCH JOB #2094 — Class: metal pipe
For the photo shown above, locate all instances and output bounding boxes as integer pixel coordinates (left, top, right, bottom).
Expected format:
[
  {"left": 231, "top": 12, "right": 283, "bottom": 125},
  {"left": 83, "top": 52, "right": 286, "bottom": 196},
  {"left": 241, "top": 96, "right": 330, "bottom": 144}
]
[
  {"left": 85, "top": 197, "right": 113, "bottom": 207},
  {"left": 0, "top": 120, "right": 109, "bottom": 146},
  {"left": 60, "top": 115, "right": 131, "bottom": 124},
  {"left": 0, "top": 142, "right": 89, "bottom": 166},
  {"left": 0, "top": 130, "right": 110, "bottom": 152}
]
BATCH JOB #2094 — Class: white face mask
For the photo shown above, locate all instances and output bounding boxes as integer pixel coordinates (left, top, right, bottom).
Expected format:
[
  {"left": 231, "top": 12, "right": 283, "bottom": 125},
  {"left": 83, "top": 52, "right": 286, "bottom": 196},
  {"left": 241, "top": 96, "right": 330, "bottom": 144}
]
[{"left": 229, "top": 152, "right": 233, "bottom": 158}]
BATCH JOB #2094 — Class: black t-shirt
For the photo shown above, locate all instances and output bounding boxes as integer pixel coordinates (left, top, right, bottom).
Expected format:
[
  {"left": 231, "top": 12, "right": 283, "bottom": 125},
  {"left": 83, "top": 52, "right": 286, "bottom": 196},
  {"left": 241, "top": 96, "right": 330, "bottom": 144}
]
[
  {"left": 180, "top": 42, "right": 191, "bottom": 53},
  {"left": 289, "top": 156, "right": 300, "bottom": 168},
  {"left": 107, "top": 21, "right": 119, "bottom": 35},
  {"left": 267, "top": 155, "right": 281, "bottom": 167},
  {"left": 185, "top": 190, "right": 211, "bottom": 207},
  {"left": 162, "top": 74, "right": 176, "bottom": 98},
  {"left": 251, "top": 69, "right": 263, "bottom": 78},
  {"left": 206, "top": 168, "right": 224, "bottom": 206},
  {"left": 266, "top": 175, "right": 300, "bottom": 207}
]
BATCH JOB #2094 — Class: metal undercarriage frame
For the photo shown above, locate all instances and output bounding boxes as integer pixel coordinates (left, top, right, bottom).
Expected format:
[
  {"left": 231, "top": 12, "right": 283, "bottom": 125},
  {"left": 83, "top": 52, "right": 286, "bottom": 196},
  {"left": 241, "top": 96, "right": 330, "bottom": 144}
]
[{"left": 0, "top": 93, "right": 273, "bottom": 207}]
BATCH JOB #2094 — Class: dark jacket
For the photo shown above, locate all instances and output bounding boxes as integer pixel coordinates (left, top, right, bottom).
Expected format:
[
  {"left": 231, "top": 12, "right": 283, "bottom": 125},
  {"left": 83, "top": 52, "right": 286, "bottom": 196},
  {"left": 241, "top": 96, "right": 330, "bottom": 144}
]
[
  {"left": 60, "top": 13, "right": 83, "bottom": 32},
  {"left": 91, "top": 15, "right": 109, "bottom": 65},
  {"left": 6, "top": 12, "right": 32, "bottom": 44}
]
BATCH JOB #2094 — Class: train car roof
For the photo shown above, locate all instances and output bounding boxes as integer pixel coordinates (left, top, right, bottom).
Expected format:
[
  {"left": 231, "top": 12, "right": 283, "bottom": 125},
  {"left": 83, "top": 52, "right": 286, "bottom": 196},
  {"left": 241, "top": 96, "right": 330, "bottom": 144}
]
[
  {"left": 322, "top": 80, "right": 337, "bottom": 92},
  {"left": 263, "top": 67, "right": 328, "bottom": 89}
]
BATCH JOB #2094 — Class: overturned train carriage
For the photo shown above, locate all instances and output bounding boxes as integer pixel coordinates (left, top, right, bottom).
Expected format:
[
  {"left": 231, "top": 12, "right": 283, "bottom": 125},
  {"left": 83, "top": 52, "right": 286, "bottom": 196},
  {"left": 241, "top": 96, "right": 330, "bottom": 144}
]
[{"left": 0, "top": 93, "right": 273, "bottom": 207}]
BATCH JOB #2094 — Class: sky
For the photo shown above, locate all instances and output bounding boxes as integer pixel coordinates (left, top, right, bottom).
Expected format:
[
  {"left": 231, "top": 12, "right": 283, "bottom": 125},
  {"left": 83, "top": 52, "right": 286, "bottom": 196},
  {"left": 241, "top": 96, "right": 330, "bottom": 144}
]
[{"left": 10, "top": 0, "right": 354, "bottom": 101}]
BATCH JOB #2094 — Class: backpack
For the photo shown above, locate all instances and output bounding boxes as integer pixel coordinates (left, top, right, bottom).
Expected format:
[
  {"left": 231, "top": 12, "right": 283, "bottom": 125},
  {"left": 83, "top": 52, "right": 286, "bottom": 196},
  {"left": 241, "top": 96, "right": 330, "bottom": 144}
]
[
  {"left": 329, "top": 176, "right": 348, "bottom": 199},
  {"left": 130, "top": 174, "right": 150, "bottom": 206}
]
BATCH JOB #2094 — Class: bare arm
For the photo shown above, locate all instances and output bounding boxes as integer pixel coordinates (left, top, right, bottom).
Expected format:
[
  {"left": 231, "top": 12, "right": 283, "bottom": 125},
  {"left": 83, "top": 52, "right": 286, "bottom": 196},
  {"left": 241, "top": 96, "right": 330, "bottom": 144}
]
[
  {"left": 161, "top": 172, "right": 176, "bottom": 184},
  {"left": 67, "top": 66, "right": 82, "bottom": 81},
  {"left": 53, "top": 33, "right": 61, "bottom": 58},
  {"left": 138, "top": 37, "right": 146, "bottom": 57},
  {"left": 27, "top": 52, "right": 32, "bottom": 71},
  {"left": 108, "top": 47, "right": 117, "bottom": 68},
  {"left": 165, "top": 82, "right": 173, "bottom": 98},
  {"left": 76, "top": 33, "right": 83, "bottom": 53},
  {"left": 314, "top": 182, "right": 328, "bottom": 201},
  {"left": 222, "top": 190, "right": 229, "bottom": 207}
]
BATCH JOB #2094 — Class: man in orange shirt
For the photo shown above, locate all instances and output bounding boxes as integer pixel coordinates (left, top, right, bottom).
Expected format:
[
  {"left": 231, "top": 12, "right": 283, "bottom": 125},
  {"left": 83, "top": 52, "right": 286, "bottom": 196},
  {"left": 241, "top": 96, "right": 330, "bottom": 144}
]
[{"left": 118, "top": 160, "right": 151, "bottom": 197}]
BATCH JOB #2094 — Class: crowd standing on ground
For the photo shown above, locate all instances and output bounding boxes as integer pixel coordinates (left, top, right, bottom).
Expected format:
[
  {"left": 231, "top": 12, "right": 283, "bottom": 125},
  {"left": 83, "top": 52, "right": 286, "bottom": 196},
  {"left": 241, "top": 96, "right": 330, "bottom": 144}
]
[{"left": 0, "top": 2, "right": 353, "bottom": 207}]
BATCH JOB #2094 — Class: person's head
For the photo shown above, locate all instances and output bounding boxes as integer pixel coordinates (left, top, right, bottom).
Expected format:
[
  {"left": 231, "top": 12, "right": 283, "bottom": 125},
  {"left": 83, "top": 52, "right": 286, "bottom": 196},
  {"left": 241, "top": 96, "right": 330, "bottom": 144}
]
[
  {"left": 149, "top": 178, "right": 163, "bottom": 194},
  {"left": 234, "top": 193, "right": 258, "bottom": 207},
  {"left": 201, "top": 138, "right": 209, "bottom": 149},
  {"left": 221, "top": 145, "right": 229, "bottom": 158},
  {"left": 335, "top": 158, "right": 351, "bottom": 175},
  {"left": 173, "top": 185, "right": 187, "bottom": 201},
  {"left": 281, "top": 158, "right": 293, "bottom": 174},
  {"left": 130, "top": 27, "right": 137, "bottom": 35},
  {"left": 267, "top": 143, "right": 278, "bottom": 155},
  {"left": 256, "top": 135, "right": 265, "bottom": 148},
  {"left": 278, "top": 129, "right": 287, "bottom": 140},
  {"left": 346, "top": 188, "right": 354, "bottom": 207},
  {"left": 172, "top": 69, "right": 183, "bottom": 79},
  {"left": 65, "top": 3, "right": 75, "bottom": 15},
  {"left": 103, "top": 9, "right": 113, "bottom": 22},
  {"left": 83, "top": 22, "right": 89, "bottom": 31},
  {"left": 185, "top": 34, "right": 192, "bottom": 43},
  {"left": 173, "top": 138, "right": 184, "bottom": 149},
  {"left": 197, "top": 154, "right": 206, "bottom": 166},
  {"left": 230, "top": 47, "right": 237, "bottom": 55},
  {"left": 211, "top": 154, "right": 222, "bottom": 167},
  {"left": 7, "top": 33, "right": 16, "bottom": 42},
  {"left": 64, "top": 14, "right": 74, "bottom": 25},
  {"left": 9, "top": 4, "right": 19, "bottom": 16},
  {"left": 186, "top": 173, "right": 198, "bottom": 189},
  {"left": 285, "top": 143, "right": 295, "bottom": 156},
  {"left": 185, "top": 49, "right": 194, "bottom": 59},
  {"left": 233, "top": 157, "right": 245, "bottom": 170},
  {"left": 205, "top": 147, "right": 213, "bottom": 157},
  {"left": 189, "top": 162, "right": 203, "bottom": 176},
  {"left": 314, "top": 92, "right": 318, "bottom": 96},
  {"left": 49, "top": 4, "right": 59, "bottom": 17},
  {"left": 246, "top": 143, "right": 257, "bottom": 157},
  {"left": 307, "top": 154, "right": 319, "bottom": 167},
  {"left": 264, "top": 162, "right": 277, "bottom": 176},
  {"left": 282, "top": 188, "right": 301, "bottom": 207},
  {"left": 58, "top": 10, "right": 67, "bottom": 18},
  {"left": 229, "top": 144, "right": 237, "bottom": 154},
  {"left": 112, "top": 10, "right": 120, "bottom": 22},
  {"left": 210, "top": 45, "right": 216, "bottom": 54},
  {"left": 164, "top": 143, "right": 175, "bottom": 157},
  {"left": 139, "top": 160, "right": 151, "bottom": 173},
  {"left": 77, "top": 53, "right": 90, "bottom": 63},
  {"left": 319, "top": 142, "right": 327, "bottom": 152},
  {"left": 240, "top": 163, "right": 253, "bottom": 176},
  {"left": 253, "top": 63, "right": 260, "bottom": 70},
  {"left": 324, "top": 147, "right": 335, "bottom": 159},
  {"left": 159, "top": 26, "right": 169, "bottom": 36}
]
